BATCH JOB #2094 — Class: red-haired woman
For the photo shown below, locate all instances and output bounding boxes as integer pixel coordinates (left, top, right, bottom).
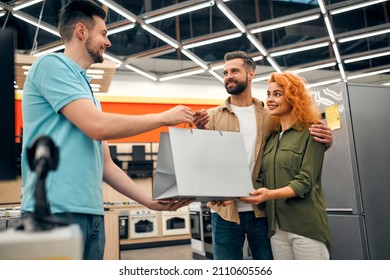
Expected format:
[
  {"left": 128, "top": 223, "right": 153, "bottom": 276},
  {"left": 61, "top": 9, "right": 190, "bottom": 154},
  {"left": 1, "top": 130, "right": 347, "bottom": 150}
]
[{"left": 240, "top": 72, "right": 331, "bottom": 260}]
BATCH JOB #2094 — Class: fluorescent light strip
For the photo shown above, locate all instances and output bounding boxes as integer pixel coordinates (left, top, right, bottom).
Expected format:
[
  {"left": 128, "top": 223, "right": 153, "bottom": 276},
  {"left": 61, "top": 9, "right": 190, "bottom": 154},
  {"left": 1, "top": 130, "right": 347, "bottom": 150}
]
[
  {"left": 348, "top": 68, "right": 390, "bottom": 80},
  {"left": 332, "top": 43, "right": 342, "bottom": 63},
  {"left": 344, "top": 51, "right": 390, "bottom": 63},
  {"left": 324, "top": 16, "right": 335, "bottom": 42},
  {"left": 338, "top": 28, "right": 390, "bottom": 43},
  {"left": 338, "top": 63, "right": 347, "bottom": 80},
  {"left": 216, "top": 3, "right": 246, "bottom": 33},
  {"left": 246, "top": 34, "right": 267, "bottom": 56},
  {"left": 90, "top": 84, "right": 101, "bottom": 88},
  {"left": 13, "top": 0, "right": 44, "bottom": 11},
  {"left": 184, "top": 32, "right": 242, "bottom": 49},
  {"left": 211, "top": 64, "right": 224, "bottom": 71},
  {"left": 271, "top": 42, "right": 329, "bottom": 57},
  {"left": 141, "top": 24, "right": 179, "bottom": 49},
  {"left": 125, "top": 64, "right": 158, "bottom": 81},
  {"left": 317, "top": 0, "right": 327, "bottom": 14},
  {"left": 382, "top": 82, "right": 390, "bottom": 86},
  {"left": 291, "top": 62, "right": 337, "bottom": 74},
  {"left": 208, "top": 69, "right": 224, "bottom": 83},
  {"left": 267, "top": 57, "right": 282, "bottom": 73},
  {"left": 331, "top": 0, "right": 388, "bottom": 15},
  {"left": 210, "top": 55, "right": 263, "bottom": 71},
  {"left": 33, "top": 44, "right": 65, "bottom": 56},
  {"left": 97, "top": 0, "right": 136, "bottom": 22},
  {"left": 251, "top": 14, "right": 320, "bottom": 34},
  {"left": 22, "top": 65, "right": 31, "bottom": 70},
  {"left": 108, "top": 23, "right": 135, "bottom": 36},
  {"left": 13, "top": 13, "right": 60, "bottom": 37},
  {"left": 252, "top": 75, "right": 270, "bottom": 83},
  {"left": 103, "top": 53, "right": 122, "bottom": 67},
  {"left": 144, "top": 1, "right": 214, "bottom": 24},
  {"left": 181, "top": 49, "right": 208, "bottom": 69},
  {"left": 307, "top": 78, "right": 341, "bottom": 88},
  {"left": 160, "top": 69, "right": 205, "bottom": 81}
]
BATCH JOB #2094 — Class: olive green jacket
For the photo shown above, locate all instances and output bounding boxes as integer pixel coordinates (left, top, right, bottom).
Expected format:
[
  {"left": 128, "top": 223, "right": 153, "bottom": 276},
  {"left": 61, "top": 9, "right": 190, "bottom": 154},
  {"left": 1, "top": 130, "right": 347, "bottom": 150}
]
[
  {"left": 255, "top": 125, "right": 331, "bottom": 252},
  {"left": 206, "top": 97, "right": 273, "bottom": 224}
]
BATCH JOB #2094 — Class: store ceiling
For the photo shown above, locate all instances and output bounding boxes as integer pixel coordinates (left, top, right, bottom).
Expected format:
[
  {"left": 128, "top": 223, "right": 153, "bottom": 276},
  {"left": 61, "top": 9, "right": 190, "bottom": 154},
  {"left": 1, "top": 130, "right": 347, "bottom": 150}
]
[{"left": 1, "top": 0, "right": 390, "bottom": 91}]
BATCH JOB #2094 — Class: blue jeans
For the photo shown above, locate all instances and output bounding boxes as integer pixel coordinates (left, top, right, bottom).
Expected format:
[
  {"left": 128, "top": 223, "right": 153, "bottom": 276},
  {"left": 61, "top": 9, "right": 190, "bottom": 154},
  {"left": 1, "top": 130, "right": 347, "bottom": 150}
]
[
  {"left": 22, "top": 212, "right": 105, "bottom": 260},
  {"left": 211, "top": 212, "right": 273, "bottom": 260}
]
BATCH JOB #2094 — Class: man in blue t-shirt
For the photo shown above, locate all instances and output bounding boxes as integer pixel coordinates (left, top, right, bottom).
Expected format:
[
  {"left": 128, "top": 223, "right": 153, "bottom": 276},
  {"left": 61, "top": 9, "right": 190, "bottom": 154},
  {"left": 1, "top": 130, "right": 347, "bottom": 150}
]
[{"left": 21, "top": 0, "right": 194, "bottom": 260}]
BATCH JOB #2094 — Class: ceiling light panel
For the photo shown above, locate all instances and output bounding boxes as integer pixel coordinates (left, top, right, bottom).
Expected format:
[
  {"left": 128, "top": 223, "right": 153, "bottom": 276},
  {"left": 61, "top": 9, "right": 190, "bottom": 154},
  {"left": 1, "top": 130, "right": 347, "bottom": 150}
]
[
  {"left": 183, "top": 32, "right": 242, "bottom": 49},
  {"left": 125, "top": 64, "right": 158, "bottom": 81},
  {"left": 160, "top": 69, "right": 206, "bottom": 82},
  {"left": 330, "top": 0, "right": 388, "bottom": 15},
  {"left": 2, "top": 0, "right": 389, "bottom": 87},
  {"left": 216, "top": 2, "right": 246, "bottom": 33},
  {"left": 107, "top": 23, "right": 136, "bottom": 36},
  {"left": 251, "top": 14, "right": 321, "bottom": 34},
  {"left": 338, "top": 28, "right": 390, "bottom": 43},
  {"left": 13, "top": 12, "right": 60, "bottom": 37},
  {"left": 97, "top": 0, "right": 137, "bottom": 22},
  {"left": 144, "top": 1, "right": 215, "bottom": 24},
  {"left": 13, "top": 0, "right": 44, "bottom": 11},
  {"left": 344, "top": 51, "right": 390, "bottom": 64},
  {"left": 270, "top": 42, "right": 330, "bottom": 57},
  {"left": 141, "top": 24, "right": 179, "bottom": 49}
]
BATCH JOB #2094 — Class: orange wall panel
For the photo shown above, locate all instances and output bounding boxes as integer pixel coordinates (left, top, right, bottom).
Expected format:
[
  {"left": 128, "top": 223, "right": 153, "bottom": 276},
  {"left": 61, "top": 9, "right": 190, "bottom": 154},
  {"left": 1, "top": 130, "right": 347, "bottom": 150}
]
[
  {"left": 15, "top": 97, "right": 216, "bottom": 143},
  {"left": 15, "top": 99, "right": 23, "bottom": 142},
  {"left": 101, "top": 102, "right": 215, "bottom": 143}
]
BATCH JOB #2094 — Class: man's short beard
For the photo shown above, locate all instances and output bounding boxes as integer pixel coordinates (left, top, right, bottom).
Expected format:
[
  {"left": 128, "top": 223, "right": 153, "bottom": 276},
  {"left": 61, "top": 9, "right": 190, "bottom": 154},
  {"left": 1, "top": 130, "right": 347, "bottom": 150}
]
[
  {"left": 86, "top": 39, "right": 103, "bottom": 64},
  {"left": 225, "top": 82, "right": 247, "bottom": 95}
]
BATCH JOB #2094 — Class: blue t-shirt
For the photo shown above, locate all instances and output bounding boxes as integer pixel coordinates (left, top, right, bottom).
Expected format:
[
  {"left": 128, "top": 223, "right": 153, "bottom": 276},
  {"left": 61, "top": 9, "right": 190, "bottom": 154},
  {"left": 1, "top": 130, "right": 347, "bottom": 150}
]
[{"left": 21, "top": 53, "right": 104, "bottom": 215}]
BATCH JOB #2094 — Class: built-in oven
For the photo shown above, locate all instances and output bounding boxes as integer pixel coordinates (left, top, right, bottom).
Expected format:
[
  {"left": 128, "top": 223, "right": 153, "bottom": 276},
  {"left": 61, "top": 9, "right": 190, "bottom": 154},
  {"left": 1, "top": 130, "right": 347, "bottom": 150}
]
[
  {"left": 202, "top": 207, "right": 213, "bottom": 259},
  {"left": 189, "top": 202, "right": 205, "bottom": 257},
  {"left": 162, "top": 206, "right": 190, "bottom": 236},
  {"left": 118, "top": 214, "right": 129, "bottom": 240},
  {"left": 189, "top": 202, "right": 251, "bottom": 260},
  {"left": 129, "top": 208, "right": 158, "bottom": 239}
]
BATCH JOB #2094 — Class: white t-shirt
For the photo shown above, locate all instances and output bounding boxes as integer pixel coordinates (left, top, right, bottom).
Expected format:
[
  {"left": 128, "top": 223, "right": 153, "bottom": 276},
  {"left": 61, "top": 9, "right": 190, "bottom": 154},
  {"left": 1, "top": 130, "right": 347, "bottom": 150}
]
[{"left": 230, "top": 104, "right": 257, "bottom": 212}]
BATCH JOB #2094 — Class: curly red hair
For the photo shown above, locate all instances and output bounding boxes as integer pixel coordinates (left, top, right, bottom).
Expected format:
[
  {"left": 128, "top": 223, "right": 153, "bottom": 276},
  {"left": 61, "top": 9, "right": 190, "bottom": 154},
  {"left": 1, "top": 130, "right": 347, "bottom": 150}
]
[{"left": 268, "top": 72, "right": 321, "bottom": 132}]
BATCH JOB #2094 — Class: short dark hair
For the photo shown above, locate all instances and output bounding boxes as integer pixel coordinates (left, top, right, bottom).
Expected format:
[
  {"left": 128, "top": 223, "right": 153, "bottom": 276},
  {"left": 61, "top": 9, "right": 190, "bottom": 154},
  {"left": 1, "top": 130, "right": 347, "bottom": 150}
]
[
  {"left": 58, "top": 0, "right": 106, "bottom": 42},
  {"left": 224, "top": 51, "right": 256, "bottom": 72}
]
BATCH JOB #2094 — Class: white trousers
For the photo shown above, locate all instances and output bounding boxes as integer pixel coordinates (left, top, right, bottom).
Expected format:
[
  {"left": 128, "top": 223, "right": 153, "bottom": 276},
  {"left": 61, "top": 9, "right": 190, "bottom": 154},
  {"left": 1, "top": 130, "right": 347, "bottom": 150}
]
[{"left": 270, "top": 223, "right": 330, "bottom": 260}]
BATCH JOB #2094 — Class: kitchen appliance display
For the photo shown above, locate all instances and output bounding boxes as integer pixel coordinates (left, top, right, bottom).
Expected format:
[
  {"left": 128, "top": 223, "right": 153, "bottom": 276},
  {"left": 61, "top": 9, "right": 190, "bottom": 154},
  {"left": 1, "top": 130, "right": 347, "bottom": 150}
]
[
  {"left": 162, "top": 206, "right": 190, "bottom": 236},
  {"left": 201, "top": 207, "right": 213, "bottom": 259},
  {"left": 118, "top": 214, "right": 129, "bottom": 240},
  {"left": 189, "top": 202, "right": 214, "bottom": 259},
  {"left": 189, "top": 202, "right": 205, "bottom": 257},
  {"left": 129, "top": 208, "right": 158, "bottom": 239}
]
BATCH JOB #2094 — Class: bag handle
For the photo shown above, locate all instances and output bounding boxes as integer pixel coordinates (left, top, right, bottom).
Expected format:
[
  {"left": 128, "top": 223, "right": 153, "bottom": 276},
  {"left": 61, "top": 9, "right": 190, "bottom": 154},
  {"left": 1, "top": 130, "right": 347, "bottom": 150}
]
[{"left": 183, "top": 121, "right": 223, "bottom": 136}]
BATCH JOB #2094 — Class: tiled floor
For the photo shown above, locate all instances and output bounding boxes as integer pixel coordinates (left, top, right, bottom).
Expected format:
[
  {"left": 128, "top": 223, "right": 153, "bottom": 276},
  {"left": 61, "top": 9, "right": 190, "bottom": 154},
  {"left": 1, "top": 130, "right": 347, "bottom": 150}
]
[{"left": 120, "top": 244, "right": 194, "bottom": 260}]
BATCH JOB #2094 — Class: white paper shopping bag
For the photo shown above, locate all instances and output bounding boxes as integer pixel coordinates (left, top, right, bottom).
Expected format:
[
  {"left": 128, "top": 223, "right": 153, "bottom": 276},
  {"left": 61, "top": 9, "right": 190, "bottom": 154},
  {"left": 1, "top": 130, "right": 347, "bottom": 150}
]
[{"left": 153, "top": 127, "right": 253, "bottom": 201}]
